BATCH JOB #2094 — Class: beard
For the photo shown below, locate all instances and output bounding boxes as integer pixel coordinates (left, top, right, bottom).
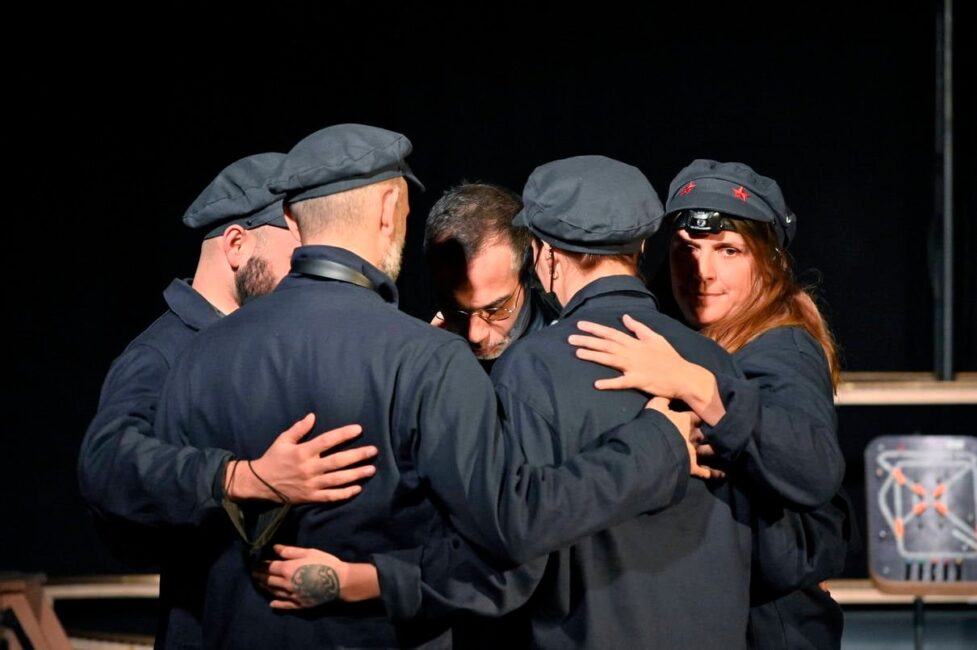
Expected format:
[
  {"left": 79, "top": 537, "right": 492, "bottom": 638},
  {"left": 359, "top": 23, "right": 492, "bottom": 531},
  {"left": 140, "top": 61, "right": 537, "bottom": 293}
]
[
  {"left": 235, "top": 255, "right": 277, "bottom": 306},
  {"left": 379, "top": 227, "right": 407, "bottom": 281},
  {"left": 474, "top": 333, "right": 514, "bottom": 360}
]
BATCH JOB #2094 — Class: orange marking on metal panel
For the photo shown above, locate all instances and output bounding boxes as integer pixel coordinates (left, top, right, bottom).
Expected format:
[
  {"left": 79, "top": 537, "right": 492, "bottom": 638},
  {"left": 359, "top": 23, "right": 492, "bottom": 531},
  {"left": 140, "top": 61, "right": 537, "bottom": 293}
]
[
  {"left": 912, "top": 502, "right": 928, "bottom": 516},
  {"left": 894, "top": 518, "right": 905, "bottom": 538},
  {"left": 892, "top": 468, "right": 907, "bottom": 485},
  {"left": 933, "top": 484, "right": 947, "bottom": 499}
]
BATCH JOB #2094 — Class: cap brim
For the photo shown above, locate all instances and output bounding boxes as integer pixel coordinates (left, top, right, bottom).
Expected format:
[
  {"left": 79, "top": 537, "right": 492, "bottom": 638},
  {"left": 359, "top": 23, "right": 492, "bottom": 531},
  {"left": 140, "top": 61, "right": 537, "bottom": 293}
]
[
  {"left": 401, "top": 161, "right": 425, "bottom": 193},
  {"left": 667, "top": 191, "right": 776, "bottom": 226},
  {"left": 201, "top": 200, "right": 286, "bottom": 239},
  {"left": 512, "top": 208, "right": 529, "bottom": 228}
]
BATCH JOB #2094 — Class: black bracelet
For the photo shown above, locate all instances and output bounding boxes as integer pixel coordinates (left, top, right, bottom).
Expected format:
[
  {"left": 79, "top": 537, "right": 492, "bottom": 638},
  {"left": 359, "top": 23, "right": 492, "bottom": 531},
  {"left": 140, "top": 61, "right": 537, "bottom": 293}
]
[{"left": 247, "top": 459, "right": 291, "bottom": 505}]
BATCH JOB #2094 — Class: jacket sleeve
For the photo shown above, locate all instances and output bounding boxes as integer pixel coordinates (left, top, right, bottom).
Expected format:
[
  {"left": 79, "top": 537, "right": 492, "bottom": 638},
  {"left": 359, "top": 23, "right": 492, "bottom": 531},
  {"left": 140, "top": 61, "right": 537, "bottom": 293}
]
[
  {"left": 414, "top": 343, "right": 690, "bottom": 567},
  {"left": 750, "top": 488, "right": 856, "bottom": 602},
  {"left": 700, "top": 328, "right": 844, "bottom": 509},
  {"left": 373, "top": 536, "right": 547, "bottom": 623},
  {"left": 77, "top": 342, "right": 232, "bottom": 528},
  {"left": 374, "top": 342, "right": 691, "bottom": 621}
]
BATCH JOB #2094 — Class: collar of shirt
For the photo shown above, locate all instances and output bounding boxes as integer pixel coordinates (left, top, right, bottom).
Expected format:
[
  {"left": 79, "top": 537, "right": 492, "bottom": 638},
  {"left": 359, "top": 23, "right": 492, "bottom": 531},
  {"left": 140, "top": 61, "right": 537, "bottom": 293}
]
[
  {"left": 163, "top": 278, "right": 225, "bottom": 332},
  {"left": 284, "top": 245, "right": 399, "bottom": 305},
  {"left": 559, "top": 275, "right": 658, "bottom": 321}
]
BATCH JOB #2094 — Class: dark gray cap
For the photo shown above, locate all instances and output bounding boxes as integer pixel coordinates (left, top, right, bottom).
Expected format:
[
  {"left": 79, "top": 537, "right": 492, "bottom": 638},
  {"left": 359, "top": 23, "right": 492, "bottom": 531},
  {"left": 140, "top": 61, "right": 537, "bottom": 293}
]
[
  {"left": 183, "top": 153, "right": 288, "bottom": 239},
  {"left": 665, "top": 159, "right": 796, "bottom": 247},
  {"left": 512, "top": 155, "right": 664, "bottom": 254},
  {"left": 268, "top": 123, "right": 424, "bottom": 204}
]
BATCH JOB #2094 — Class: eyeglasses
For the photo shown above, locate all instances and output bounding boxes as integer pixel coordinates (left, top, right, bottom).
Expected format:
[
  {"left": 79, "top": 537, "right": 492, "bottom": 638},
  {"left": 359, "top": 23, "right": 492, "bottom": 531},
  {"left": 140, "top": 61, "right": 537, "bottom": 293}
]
[{"left": 438, "top": 284, "right": 523, "bottom": 324}]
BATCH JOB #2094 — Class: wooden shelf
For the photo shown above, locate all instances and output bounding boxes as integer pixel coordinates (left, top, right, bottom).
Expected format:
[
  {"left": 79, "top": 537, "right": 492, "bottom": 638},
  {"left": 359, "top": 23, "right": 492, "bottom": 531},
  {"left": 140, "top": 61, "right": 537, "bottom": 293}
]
[
  {"left": 836, "top": 372, "right": 977, "bottom": 405},
  {"left": 829, "top": 578, "right": 977, "bottom": 604},
  {"left": 44, "top": 575, "right": 159, "bottom": 600}
]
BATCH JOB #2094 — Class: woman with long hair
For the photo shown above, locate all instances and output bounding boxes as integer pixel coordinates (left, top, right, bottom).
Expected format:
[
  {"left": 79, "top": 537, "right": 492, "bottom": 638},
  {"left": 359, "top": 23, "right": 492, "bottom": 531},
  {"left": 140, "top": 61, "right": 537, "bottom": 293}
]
[{"left": 569, "top": 159, "right": 853, "bottom": 649}]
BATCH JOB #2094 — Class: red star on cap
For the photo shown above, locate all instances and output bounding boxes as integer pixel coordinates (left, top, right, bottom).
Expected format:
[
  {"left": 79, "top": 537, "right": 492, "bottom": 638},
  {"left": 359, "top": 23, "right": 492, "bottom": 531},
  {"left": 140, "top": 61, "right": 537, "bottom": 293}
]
[
  {"left": 679, "top": 181, "right": 696, "bottom": 196},
  {"left": 732, "top": 185, "right": 750, "bottom": 202}
]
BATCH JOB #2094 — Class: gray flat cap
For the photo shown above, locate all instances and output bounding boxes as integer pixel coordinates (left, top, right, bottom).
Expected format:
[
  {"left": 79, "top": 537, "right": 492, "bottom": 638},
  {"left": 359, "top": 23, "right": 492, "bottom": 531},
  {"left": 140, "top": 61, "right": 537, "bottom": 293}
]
[
  {"left": 513, "top": 155, "right": 664, "bottom": 254},
  {"left": 665, "top": 159, "right": 796, "bottom": 247},
  {"left": 183, "top": 152, "right": 287, "bottom": 239},
  {"left": 269, "top": 123, "right": 424, "bottom": 204}
]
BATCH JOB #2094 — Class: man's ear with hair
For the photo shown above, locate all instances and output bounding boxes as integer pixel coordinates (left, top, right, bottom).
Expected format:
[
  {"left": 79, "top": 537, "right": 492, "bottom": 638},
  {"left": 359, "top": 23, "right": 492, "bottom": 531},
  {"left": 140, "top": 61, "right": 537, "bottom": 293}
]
[{"left": 221, "top": 224, "right": 256, "bottom": 272}]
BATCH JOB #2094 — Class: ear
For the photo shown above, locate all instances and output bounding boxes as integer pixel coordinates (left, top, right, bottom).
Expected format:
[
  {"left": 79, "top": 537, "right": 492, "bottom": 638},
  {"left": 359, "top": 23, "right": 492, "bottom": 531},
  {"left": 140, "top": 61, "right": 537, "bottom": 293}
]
[
  {"left": 220, "top": 224, "right": 255, "bottom": 271},
  {"left": 283, "top": 204, "right": 301, "bottom": 242},
  {"left": 377, "top": 183, "right": 401, "bottom": 238}
]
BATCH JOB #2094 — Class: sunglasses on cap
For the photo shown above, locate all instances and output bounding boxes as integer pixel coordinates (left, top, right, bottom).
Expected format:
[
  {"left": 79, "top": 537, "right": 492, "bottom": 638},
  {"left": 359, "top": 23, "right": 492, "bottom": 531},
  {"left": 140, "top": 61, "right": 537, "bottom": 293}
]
[{"left": 672, "top": 210, "right": 738, "bottom": 236}]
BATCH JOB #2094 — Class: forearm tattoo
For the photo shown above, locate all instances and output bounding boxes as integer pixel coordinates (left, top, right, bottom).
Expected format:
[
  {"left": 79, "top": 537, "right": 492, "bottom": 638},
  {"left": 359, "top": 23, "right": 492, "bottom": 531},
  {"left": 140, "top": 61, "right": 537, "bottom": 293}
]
[{"left": 292, "top": 564, "right": 340, "bottom": 607}]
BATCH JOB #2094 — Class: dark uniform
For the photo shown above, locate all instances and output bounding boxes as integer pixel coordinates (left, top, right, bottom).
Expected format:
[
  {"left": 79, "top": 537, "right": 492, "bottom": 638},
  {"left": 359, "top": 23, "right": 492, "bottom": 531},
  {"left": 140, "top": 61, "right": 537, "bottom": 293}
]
[
  {"left": 665, "top": 160, "right": 853, "bottom": 649},
  {"left": 727, "top": 328, "right": 852, "bottom": 650},
  {"left": 372, "top": 156, "right": 754, "bottom": 649},
  {"left": 492, "top": 275, "right": 752, "bottom": 649},
  {"left": 78, "top": 278, "right": 228, "bottom": 532},
  {"left": 76, "top": 152, "right": 292, "bottom": 650},
  {"left": 153, "top": 127, "right": 693, "bottom": 650}
]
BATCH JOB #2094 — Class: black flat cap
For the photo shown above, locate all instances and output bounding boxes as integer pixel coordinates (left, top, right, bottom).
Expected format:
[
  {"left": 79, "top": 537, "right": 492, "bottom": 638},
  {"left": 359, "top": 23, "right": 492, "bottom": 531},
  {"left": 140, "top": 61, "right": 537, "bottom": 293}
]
[
  {"left": 183, "top": 153, "right": 287, "bottom": 239},
  {"left": 513, "top": 155, "right": 663, "bottom": 254},
  {"left": 665, "top": 159, "right": 796, "bottom": 247},
  {"left": 269, "top": 124, "right": 424, "bottom": 204}
]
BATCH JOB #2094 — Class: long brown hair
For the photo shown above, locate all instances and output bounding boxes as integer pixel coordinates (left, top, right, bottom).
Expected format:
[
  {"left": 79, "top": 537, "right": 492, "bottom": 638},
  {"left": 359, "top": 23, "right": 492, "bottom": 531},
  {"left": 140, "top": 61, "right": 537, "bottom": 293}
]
[{"left": 698, "top": 219, "right": 842, "bottom": 388}]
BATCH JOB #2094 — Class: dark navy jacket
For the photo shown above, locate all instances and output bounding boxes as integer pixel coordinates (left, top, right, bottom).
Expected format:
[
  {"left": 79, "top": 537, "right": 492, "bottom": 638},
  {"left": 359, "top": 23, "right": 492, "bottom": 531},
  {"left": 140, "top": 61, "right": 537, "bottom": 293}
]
[
  {"left": 154, "top": 247, "right": 694, "bottom": 650},
  {"left": 716, "top": 328, "right": 851, "bottom": 650},
  {"left": 78, "top": 279, "right": 230, "bottom": 530},
  {"left": 379, "top": 276, "right": 753, "bottom": 649},
  {"left": 704, "top": 327, "right": 844, "bottom": 509},
  {"left": 77, "top": 279, "right": 231, "bottom": 649},
  {"left": 490, "top": 275, "right": 752, "bottom": 649}
]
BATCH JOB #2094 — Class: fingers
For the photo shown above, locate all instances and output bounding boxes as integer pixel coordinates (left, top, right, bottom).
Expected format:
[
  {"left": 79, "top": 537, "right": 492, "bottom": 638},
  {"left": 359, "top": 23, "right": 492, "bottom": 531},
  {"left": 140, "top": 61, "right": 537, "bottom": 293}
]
[
  {"left": 621, "top": 314, "right": 660, "bottom": 341},
  {"left": 270, "top": 599, "right": 303, "bottom": 610},
  {"left": 592, "top": 376, "right": 637, "bottom": 391},
  {"left": 278, "top": 413, "right": 316, "bottom": 444},
  {"left": 430, "top": 312, "right": 447, "bottom": 328},
  {"left": 316, "top": 445, "right": 378, "bottom": 472},
  {"left": 308, "top": 425, "right": 365, "bottom": 456},
  {"left": 574, "top": 348, "right": 626, "bottom": 371},
  {"left": 567, "top": 333, "right": 620, "bottom": 354},
  {"left": 252, "top": 572, "right": 291, "bottom": 591},
  {"left": 314, "top": 485, "right": 365, "bottom": 503},
  {"left": 696, "top": 444, "right": 716, "bottom": 458},
  {"left": 273, "top": 544, "right": 309, "bottom": 560},
  {"left": 646, "top": 396, "right": 670, "bottom": 410},
  {"left": 575, "top": 320, "right": 634, "bottom": 344},
  {"left": 315, "top": 465, "right": 375, "bottom": 488},
  {"left": 690, "top": 464, "right": 713, "bottom": 480}
]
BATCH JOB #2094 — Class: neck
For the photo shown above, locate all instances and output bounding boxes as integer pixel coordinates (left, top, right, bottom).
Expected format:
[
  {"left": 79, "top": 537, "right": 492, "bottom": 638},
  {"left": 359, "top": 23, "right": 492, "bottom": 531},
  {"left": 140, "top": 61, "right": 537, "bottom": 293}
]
[
  {"left": 190, "top": 255, "right": 240, "bottom": 315},
  {"left": 558, "top": 260, "right": 637, "bottom": 306},
  {"left": 301, "top": 231, "right": 383, "bottom": 269}
]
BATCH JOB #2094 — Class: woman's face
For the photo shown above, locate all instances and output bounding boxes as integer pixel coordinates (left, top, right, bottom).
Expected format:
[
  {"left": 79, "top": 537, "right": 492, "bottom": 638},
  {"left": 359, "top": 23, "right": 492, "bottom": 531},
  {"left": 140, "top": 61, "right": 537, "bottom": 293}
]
[{"left": 669, "top": 228, "right": 756, "bottom": 328}]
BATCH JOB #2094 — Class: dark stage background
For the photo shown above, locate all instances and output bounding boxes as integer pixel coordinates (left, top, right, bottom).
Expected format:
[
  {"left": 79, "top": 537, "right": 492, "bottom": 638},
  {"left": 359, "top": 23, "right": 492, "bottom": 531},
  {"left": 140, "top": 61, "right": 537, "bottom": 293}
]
[{"left": 3, "top": 3, "right": 974, "bottom": 578}]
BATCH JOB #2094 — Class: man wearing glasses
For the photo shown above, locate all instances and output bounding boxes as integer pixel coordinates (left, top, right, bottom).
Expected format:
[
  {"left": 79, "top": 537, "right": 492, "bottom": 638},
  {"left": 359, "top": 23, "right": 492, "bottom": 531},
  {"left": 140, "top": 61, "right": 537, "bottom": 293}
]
[{"left": 424, "top": 183, "right": 560, "bottom": 370}]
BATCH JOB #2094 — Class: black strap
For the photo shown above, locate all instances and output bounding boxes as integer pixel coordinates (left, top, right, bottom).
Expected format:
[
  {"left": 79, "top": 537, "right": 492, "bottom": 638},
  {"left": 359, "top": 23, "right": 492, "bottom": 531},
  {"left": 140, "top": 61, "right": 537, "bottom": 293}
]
[{"left": 292, "top": 258, "right": 376, "bottom": 292}]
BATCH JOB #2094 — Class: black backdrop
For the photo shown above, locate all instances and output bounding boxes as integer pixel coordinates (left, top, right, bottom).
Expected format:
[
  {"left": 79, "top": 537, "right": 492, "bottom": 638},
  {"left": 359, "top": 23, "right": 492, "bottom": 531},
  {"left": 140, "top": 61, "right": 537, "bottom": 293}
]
[{"left": 3, "top": 3, "right": 974, "bottom": 577}]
